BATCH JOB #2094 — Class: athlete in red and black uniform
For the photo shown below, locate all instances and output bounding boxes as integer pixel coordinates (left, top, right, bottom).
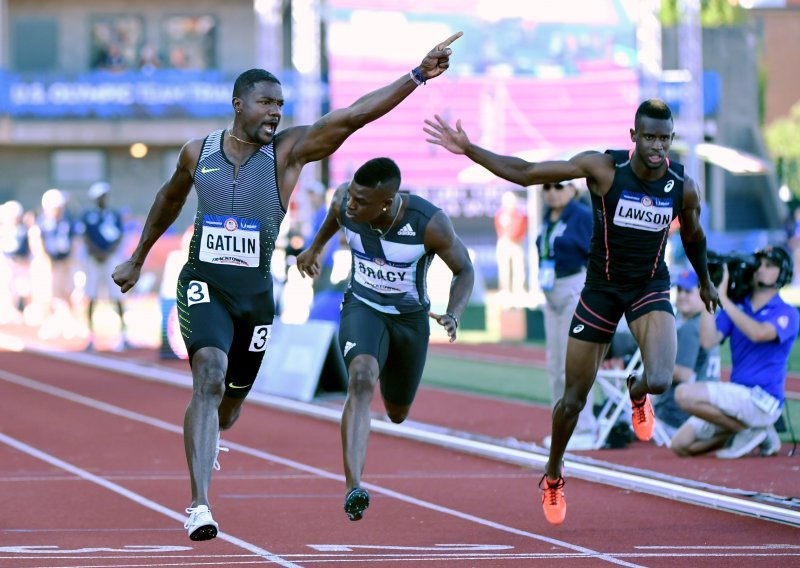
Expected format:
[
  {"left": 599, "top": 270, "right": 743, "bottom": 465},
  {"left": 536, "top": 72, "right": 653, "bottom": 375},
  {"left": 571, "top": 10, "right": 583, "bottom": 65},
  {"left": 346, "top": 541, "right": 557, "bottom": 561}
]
[
  {"left": 113, "top": 31, "right": 463, "bottom": 541},
  {"left": 425, "top": 99, "right": 719, "bottom": 526}
]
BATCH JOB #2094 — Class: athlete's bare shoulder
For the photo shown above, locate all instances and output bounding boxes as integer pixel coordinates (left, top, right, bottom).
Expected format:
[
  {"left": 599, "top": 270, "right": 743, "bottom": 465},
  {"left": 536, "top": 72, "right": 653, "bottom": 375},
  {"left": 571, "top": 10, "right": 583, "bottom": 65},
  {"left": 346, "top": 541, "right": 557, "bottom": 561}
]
[
  {"left": 681, "top": 174, "right": 702, "bottom": 209},
  {"left": 177, "top": 138, "right": 205, "bottom": 176},
  {"left": 570, "top": 151, "right": 616, "bottom": 195}
]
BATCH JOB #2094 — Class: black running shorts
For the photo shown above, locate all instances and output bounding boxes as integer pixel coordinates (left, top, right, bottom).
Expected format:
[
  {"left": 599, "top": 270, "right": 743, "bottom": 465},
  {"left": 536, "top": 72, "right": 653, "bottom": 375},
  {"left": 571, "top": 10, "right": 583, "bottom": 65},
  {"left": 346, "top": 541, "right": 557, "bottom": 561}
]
[
  {"left": 176, "top": 269, "right": 275, "bottom": 399},
  {"left": 337, "top": 297, "right": 430, "bottom": 406},
  {"left": 568, "top": 277, "right": 673, "bottom": 344}
]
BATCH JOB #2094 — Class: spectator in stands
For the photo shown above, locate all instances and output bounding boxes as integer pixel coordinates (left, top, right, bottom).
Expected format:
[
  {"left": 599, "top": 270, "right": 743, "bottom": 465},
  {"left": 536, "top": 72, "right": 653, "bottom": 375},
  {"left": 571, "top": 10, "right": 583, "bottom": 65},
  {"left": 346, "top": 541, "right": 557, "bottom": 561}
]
[
  {"left": 536, "top": 180, "right": 595, "bottom": 450},
  {"left": 654, "top": 269, "right": 720, "bottom": 439},
  {"left": 0, "top": 200, "right": 32, "bottom": 323},
  {"left": 494, "top": 190, "right": 527, "bottom": 301},
  {"left": 28, "top": 189, "right": 77, "bottom": 338},
  {"left": 672, "top": 246, "right": 798, "bottom": 458},
  {"left": 138, "top": 43, "right": 163, "bottom": 72},
  {"left": 81, "top": 182, "right": 129, "bottom": 351}
]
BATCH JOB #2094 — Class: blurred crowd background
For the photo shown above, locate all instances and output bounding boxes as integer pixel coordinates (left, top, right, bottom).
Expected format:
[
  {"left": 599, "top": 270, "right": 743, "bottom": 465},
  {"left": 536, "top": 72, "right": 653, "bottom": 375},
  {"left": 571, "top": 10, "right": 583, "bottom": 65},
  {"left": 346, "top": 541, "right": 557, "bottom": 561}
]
[{"left": 1, "top": 0, "right": 800, "bottom": 351}]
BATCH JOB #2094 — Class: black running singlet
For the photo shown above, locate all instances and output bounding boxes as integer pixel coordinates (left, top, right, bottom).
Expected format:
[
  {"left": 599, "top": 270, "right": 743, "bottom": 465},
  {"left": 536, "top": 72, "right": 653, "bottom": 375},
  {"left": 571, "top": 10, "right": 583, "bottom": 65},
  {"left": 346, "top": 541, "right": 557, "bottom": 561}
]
[
  {"left": 183, "top": 129, "right": 286, "bottom": 295},
  {"left": 586, "top": 149, "right": 685, "bottom": 285}
]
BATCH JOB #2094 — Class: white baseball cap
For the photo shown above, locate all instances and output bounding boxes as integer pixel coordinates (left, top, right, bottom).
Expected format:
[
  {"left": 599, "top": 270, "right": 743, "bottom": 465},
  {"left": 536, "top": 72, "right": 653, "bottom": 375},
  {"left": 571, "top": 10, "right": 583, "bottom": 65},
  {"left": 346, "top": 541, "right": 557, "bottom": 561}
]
[
  {"left": 88, "top": 182, "right": 110, "bottom": 199},
  {"left": 41, "top": 188, "right": 66, "bottom": 210}
]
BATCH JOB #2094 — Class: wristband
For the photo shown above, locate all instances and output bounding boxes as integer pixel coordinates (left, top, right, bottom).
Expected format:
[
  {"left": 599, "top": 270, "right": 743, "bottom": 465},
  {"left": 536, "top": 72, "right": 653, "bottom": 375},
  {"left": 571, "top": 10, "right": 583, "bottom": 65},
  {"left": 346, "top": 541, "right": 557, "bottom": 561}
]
[
  {"left": 446, "top": 312, "right": 459, "bottom": 328},
  {"left": 410, "top": 67, "right": 426, "bottom": 86}
]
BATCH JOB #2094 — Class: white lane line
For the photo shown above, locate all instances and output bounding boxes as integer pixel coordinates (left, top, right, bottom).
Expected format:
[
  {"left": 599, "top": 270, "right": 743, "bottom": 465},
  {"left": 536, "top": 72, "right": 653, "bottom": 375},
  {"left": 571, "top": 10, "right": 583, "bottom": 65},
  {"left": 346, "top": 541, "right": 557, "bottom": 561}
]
[
  {"left": 12, "top": 340, "right": 799, "bottom": 528},
  {"left": 0, "top": 432, "right": 298, "bottom": 567},
  {"left": 0, "top": 381, "right": 298, "bottom": 568},
  {"left": 1, "top": 550, "right": 799, "bottom": 565},
  {"left": 0, "top": 369, "right": 641, "bottom": 567}
]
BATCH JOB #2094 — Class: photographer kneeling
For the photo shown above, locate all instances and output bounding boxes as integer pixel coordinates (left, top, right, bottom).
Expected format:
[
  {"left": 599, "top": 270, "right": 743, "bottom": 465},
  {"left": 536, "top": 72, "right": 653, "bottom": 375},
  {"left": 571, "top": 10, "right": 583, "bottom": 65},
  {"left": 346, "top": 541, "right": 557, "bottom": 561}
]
[{"left": 671, "top": 246, "right": 799, "bottom": 459}]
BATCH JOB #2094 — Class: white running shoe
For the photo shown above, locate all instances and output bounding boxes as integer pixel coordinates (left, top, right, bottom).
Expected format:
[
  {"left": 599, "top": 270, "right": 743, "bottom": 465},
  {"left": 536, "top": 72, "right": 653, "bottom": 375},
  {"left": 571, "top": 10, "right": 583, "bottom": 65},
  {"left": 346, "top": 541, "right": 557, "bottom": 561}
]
[
  {"left": 716, "top": 427, "right": 767, "bottom": 459},
  {"left": 760, "top": 424, "right": 781, "bottom": 457},
  {"left": 184, "top": 505, "right": 218, "bottom": 541},
  {"left": 213, "top": 433, "right": 229, "bottom": 471}
]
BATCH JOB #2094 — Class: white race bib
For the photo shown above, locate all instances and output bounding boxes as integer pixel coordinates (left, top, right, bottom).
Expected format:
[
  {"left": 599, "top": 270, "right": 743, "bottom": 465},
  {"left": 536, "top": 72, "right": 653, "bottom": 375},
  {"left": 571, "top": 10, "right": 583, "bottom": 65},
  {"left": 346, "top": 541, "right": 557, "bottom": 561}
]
[
  {"left": 99, "top": 220, "right": 121, "bottom": 244},
  {"left": 750, "top": 385, "right": 779, "bottom": 416},
  {"left": 352, "top": 251, "right": 411, "bottom": 295},
  {"left": 538, "top": 259, "right": 556, "bottom": 291},
  {"left": 199, "top": 215, "right": 260, "bottom": 267},
  {"left": 613, "top": 191, "right": 673, "bottom": 232}
]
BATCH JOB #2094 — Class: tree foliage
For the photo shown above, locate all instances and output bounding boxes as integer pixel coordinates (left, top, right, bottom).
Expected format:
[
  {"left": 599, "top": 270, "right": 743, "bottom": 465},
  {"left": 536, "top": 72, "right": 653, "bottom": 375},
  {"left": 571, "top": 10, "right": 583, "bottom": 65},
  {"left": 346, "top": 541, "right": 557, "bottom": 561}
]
[
  {"left": 660, "top": 0, "right": 744, "bottom": 28},
  {"left": 765, "top": 102, "right": 800, "bottom": 193}
]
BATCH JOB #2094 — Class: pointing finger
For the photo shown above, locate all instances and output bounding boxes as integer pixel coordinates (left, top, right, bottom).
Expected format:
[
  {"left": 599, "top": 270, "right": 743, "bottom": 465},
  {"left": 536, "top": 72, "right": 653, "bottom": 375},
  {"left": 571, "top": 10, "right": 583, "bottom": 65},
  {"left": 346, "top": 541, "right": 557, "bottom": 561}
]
[{"left": 438, "top": 31, "right": 463, "bottom": 49}]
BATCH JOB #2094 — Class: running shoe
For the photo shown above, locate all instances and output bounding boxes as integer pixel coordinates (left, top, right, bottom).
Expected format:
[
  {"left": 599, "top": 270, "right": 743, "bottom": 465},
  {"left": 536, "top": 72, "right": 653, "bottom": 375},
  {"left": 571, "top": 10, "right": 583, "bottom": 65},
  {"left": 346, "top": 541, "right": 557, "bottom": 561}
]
[
  {"left": 716, "top": 427, "right": 767, "bottom": 459},
  {"left": 760, "top": 424, "right": 782, "bottom": 457},
  {"left": 539, "top": 474, "right": 566, "bottom": 526},
  {"left": 627, "top": 375, "right": 655, "bottom": 441},
  {"left": 213, "top": 433, "right": 229, "bottom": 471},
  {"left": 184, "top": 505, "right": 218, "bottom": 541},
  {"left": 344, "top": 487, "right": 370, "bottom": 521}
]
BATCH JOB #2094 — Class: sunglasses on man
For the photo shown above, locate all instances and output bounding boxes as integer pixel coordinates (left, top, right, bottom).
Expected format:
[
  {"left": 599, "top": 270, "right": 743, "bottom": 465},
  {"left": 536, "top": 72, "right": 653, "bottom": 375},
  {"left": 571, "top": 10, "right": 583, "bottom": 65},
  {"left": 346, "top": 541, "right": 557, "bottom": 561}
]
[{"left": 542, "top": 183, "right": 564, "bottom": 191}]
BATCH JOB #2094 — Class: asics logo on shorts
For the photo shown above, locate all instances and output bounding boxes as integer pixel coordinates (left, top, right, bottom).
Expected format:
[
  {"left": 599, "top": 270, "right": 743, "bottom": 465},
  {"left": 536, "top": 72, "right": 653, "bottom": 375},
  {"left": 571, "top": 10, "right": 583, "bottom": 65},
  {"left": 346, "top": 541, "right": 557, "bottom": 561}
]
[
  {"left": 572, "top": 324, "right": 585, "bottom": 333},
  {"left": 343, "top": 341, "right": 356, "bottom": 357}
]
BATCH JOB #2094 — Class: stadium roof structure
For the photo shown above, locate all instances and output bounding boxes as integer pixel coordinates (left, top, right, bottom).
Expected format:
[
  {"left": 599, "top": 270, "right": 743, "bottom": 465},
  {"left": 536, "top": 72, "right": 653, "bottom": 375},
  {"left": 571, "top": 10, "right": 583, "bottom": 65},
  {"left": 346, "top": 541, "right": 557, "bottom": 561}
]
[{"left": 671, "top": 141, "right": 772, "bottom": 175}]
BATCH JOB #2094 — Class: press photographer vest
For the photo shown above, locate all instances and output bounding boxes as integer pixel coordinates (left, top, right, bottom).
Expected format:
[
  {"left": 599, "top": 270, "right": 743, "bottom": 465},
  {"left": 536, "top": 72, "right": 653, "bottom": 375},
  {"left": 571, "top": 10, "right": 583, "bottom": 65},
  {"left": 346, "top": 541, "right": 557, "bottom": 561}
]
[{"left": 587, "top": 149, "right": 685, "bottom": 285}]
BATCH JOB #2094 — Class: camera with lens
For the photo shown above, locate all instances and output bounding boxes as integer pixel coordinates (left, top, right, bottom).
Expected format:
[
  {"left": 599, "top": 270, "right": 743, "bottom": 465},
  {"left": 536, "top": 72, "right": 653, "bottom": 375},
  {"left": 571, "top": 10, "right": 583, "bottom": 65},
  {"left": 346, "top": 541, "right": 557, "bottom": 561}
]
[{"left": 707, "top": 250, "right": 757, "bottom": 302}]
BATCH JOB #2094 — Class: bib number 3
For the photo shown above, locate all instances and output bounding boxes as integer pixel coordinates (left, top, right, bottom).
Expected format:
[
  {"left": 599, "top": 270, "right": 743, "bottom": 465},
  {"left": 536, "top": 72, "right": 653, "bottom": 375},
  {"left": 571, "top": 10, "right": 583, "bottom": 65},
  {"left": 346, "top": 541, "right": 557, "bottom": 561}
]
[
  {"left": 187, "top": 280, "right": 210, "bottom": 306},
  {"left": 249, "top": 325, "right": 272, "bottom": 352}
]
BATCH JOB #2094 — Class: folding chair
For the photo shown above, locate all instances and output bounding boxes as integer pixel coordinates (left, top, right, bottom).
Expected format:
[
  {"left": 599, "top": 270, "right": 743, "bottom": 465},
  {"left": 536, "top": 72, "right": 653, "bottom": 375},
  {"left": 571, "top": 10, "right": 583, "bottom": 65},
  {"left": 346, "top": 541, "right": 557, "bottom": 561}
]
[{"left": 592, "top": 348, "right": 672, "bottom": 449}]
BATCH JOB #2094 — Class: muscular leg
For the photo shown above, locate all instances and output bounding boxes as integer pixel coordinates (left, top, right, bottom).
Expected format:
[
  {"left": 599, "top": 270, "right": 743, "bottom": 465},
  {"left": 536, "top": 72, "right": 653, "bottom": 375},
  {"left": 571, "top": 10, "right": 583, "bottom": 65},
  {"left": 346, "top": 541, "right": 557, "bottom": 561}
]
[
  {"left": 675, "top": 383, "right": 746, "bottom": 432},
  {"left": 218, "top": 395, "right": 246, "bottom": 431},
  {"left": 545, "top": 337, "right": 609, "bottom": 480},
  {"left": 670, "top": 419, "right": 730, "bottom": 456},
  {"left": 628, "top": 311, "right": 677, "bottom": 398},
  {"left": 341, "top": 354, "right": 380, "bottom": 490},
  {"left": 383, "top": 400, "right": 411, "bottom": 424},
  {"left": 184, "top": 346, "right": 228, "bottom": 507}
]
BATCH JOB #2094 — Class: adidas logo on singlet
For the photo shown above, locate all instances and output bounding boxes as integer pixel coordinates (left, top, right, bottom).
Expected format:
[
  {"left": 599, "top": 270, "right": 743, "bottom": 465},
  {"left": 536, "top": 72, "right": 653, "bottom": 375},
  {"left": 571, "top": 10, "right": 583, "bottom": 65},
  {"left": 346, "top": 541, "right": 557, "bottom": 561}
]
[{"left": 397, "top": 223, "right": 416, "bottom": 236}]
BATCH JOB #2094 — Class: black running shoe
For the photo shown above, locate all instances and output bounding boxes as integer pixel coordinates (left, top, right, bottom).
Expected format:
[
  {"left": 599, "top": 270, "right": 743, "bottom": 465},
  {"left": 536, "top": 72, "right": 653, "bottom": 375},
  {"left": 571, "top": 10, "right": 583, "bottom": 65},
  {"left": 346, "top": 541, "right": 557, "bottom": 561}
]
[{"left": 344, "top": 487, "right": 370, "bottom": 521}]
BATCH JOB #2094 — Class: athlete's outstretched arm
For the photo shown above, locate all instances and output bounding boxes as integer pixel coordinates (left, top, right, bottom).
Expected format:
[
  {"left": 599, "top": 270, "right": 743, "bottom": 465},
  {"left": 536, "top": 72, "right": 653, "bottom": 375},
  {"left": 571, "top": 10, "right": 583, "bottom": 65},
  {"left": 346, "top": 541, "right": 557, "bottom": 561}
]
[
  {"left": 678, "top": 176, "right": 719, "bottom": 313},
  {"left": 425, "top": 211, "right": 474, "bottom": 342},
  {"left": 296, "top": 184, "right": 348, "bottom": 279},
  {"left": 424, "top": 115, "right": 611, "bottom": 189},
  {"left": 112, "top": 140, "right": 199, "bottom": 293}
]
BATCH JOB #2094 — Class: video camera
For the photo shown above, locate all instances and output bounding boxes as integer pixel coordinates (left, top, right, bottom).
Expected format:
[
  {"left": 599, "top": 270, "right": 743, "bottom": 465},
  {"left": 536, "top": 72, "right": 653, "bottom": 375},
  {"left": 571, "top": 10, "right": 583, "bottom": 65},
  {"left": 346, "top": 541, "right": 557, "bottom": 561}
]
[{"left": 707, "top": 250, "right": 757, "bottom": 302}]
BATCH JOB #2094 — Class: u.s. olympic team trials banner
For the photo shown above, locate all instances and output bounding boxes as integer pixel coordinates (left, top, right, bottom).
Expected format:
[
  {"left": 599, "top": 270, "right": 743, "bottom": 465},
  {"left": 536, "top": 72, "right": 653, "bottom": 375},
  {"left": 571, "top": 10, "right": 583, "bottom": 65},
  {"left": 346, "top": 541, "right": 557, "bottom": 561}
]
[{"left": 0, "top": 70, "right": 297, "bottom": 118}]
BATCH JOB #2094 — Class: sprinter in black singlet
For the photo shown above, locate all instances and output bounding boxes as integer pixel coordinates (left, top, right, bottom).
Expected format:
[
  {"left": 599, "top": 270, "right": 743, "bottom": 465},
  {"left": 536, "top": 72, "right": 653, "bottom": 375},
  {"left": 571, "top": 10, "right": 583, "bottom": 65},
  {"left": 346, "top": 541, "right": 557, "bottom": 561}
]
[
  {"left": 112, "top": 32, "right": 463, "bottom": 540},
  {"left": 296, "top": 158, "right": 474, "bottom": 522},
  {"left": 425, "top": 99, "right": 719, "bottom": 526}
]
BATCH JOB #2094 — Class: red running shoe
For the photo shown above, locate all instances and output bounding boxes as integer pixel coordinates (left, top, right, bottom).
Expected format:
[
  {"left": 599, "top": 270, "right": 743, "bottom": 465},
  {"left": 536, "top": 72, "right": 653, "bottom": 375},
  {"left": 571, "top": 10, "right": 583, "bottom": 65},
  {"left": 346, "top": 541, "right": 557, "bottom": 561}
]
[
  {"left": 539, "top": 474, "right": 566, "bottom": 526},
  {"left": 627, "top": 375, "right": 655, "bottom": 441}
]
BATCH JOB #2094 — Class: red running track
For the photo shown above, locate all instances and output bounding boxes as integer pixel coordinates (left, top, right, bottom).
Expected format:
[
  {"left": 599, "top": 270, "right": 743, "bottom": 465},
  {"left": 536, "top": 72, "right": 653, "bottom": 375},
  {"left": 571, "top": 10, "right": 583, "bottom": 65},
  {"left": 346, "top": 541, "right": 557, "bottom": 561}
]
[{"left": 0, "top": 349, "right": 798, "bottom": 568}]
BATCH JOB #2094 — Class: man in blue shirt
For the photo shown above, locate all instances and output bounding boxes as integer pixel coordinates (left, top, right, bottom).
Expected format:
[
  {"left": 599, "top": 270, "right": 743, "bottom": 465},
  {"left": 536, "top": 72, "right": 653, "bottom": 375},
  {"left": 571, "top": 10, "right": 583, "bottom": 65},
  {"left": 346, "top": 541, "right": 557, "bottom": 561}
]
[
  {"left": 671, "top": 246, "right": 799, "bottom": 458},
  {"left": 81, "top": 182, "right": 128, "bottom": 351}
]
